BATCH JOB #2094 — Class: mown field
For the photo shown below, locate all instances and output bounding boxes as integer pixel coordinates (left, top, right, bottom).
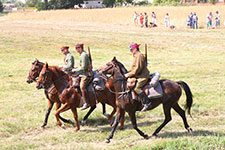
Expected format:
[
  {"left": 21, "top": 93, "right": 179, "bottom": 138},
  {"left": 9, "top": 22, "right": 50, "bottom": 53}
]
[{"left": 0, "top": 6, "right": 225, "bottom": 150}]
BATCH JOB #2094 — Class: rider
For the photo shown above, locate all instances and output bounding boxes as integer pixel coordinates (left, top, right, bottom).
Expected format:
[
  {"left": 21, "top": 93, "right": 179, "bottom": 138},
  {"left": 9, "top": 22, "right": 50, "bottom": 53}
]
[
  {"left": 60, "top": 46, "right": 74, "bottom": 74},
  {"left": 124, "top": 43, "right": 152, "bottom": 112},
  {"left": 72, "top": 44, "right": 93, "bottom": 111}
]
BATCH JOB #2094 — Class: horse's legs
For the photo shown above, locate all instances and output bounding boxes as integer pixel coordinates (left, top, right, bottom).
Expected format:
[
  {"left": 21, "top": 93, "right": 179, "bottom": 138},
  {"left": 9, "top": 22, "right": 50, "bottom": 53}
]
[
  {"left": 152, "top": 105, "right": 172, "bottom": 136},
  {"left": 71, "top": 107, "right": 80, "bottom": 132},
  {"left": 128, "top": 111, "right": 148, "bottom": 139},
  {"left": 105, "top": 107, "right": 124, "bottom": 143},
  {"left": 119, "top": 111, "right": 125, "bottom": 130},
  {"left": 41, "top": 100, "right": 54, "bottom": 129},
  {"left": 172, "top": 103, "right": 192, "bottom": 133},
  {"left": 55, "top": 103, "right": 71, "bottom": 128},
  {"left": 102, "top": 102, "right": 110, "bottom": 118},
  {"left": 108, "top": 107, "right": 116, "bottom": 125},
  {"left": 81, "top": 105, "right": 96, "bottom": 125},
  {"left": 55, "top": 102, "right": 73, "bottom": 125}
]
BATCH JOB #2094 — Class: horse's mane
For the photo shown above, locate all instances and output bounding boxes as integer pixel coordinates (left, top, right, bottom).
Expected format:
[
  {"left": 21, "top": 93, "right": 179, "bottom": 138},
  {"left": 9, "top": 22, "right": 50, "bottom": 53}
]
[
  {"left": 48, "top": 66, "right": 70, "bottom": 81},
  {"left": 113, "top": 58, "right": 128, "bottom": 76},
  {"left": 32, "top": 59, "right": 44, "bottom": 66}
]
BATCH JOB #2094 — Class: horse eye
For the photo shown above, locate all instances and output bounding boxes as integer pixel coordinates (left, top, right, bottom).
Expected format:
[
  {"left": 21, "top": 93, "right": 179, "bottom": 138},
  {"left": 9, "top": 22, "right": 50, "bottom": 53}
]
[{"left": 32, "top": 69, "right": 35, "bottom": 72}]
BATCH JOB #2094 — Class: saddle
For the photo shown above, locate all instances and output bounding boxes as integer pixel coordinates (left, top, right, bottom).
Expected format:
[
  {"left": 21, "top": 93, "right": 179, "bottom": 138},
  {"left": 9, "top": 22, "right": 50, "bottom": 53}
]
[
  {"left": 71, "top": 71, "right": 105, "bottom": 91},
  {"left": 127, "top": 72, "right": 163, "bottom": 100}
]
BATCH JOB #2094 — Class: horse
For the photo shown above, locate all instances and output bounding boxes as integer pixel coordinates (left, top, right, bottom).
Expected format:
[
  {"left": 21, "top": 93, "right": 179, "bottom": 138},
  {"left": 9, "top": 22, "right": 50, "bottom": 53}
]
[
  {"left": 27, "top": 59, "right": 73, "bottom": 129},
  {"left": 99, "top": 57, "right": 193, "bottom": 143},
  {"left": 36, "top": 62, "right": 125, "bottom": 131}
]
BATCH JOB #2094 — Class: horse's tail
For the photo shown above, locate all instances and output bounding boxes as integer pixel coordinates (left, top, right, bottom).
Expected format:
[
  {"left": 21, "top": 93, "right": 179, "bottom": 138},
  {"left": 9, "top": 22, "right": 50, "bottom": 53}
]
[{"left": 177, "top": 81, "right": 193, "bottom": 118}]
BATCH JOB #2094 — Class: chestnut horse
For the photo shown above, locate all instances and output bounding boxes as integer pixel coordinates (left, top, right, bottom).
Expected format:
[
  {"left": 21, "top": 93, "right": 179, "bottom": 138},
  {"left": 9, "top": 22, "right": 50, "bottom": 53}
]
[
  {"left": 99, "top": 57, "right": 193, "bottom": 143},
  {"left": 36, "top": 62, "right": 124, "bottom": 131},
  {"left": 27, "top": 59, "right": 114, "bottom": 128}
]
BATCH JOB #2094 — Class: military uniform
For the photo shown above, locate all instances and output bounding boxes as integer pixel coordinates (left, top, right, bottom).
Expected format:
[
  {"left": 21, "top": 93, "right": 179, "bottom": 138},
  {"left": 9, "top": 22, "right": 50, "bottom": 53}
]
[
  {"left": 73, "top": 50, "right": 92, "bottom": 90},
  {"left": 126, "top": 51, "right": 149, "bottom": 95},
  {"left": 62, "top": 52, "right": 74, "bottom": 73}
]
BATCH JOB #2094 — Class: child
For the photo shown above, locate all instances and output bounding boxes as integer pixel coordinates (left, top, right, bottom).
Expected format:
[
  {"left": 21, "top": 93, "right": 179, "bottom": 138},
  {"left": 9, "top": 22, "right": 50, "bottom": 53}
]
[
  {"left": 164, "top": 13, "right": 170, "bottom": 27},
  {"left": 187, "top": 15, "right": 191, "bottom": 28}
]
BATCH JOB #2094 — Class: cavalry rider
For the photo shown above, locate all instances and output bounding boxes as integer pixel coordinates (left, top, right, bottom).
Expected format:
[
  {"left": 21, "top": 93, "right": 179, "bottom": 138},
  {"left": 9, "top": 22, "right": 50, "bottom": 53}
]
[
  {"left": 72, "top": 44, "right": 93, "bottom": 111},
  {"left": 60, "top": 46, "right": 75, "bottom": 74},
  {"left": 124, "top": 43, "right": 152, "bottom": 112}
]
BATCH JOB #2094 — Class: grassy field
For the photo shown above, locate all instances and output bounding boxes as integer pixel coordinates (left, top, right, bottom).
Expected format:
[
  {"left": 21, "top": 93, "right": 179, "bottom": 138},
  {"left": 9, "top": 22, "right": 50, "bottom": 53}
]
[{"left": 0, "top": 6, "right": 225, "bottom": 150}]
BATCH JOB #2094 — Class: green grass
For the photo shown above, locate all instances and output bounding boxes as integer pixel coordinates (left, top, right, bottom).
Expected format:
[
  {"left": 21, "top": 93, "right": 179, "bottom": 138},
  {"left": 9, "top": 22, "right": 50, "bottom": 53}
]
[{"left": 0, "top": 13, "right": 225, "bottom": 149}]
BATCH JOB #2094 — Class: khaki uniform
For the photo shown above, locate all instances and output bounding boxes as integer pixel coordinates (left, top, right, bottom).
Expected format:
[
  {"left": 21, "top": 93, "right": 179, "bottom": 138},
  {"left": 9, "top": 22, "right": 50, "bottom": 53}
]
[
  {"left": 126, "top": 51, "right": 149, "bottom": 94},
  {"left": 62, "top": 52, "right": 74, "bottom": 73},
  {"left": 73, "top": 50, "right": 92, "bottom": 90}
]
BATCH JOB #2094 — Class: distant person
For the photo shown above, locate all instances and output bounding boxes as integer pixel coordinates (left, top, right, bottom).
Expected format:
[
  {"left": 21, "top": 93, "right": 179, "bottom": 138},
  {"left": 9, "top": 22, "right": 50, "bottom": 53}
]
[
  {"left": 186, "top": 15, "right": 191, "bottom": 28},
  {"left": 133, "top": 11, "right": 138, "bottom": 26},
  {"left": 59, "top": 46, "right": 74, "bottom": 74},
  {"left": 192, "top": 12, "right": 198, "bottom": 29},
  {"left": 140, "top": 13, "right": 144, "bottom": 27},
  {"left": 164, "top": 13, "right": 170, "bottom": 27},
  {"left": 189, "top": 12, "right": 193, "bottom": 28},
  {"left": 144, "top": 12, "right": 148, "bottom": 28},
  {"left": 215, "top": 11, "right": 220, "bottom": 28},
  {"left": 208, "top": 12, "right": 213, "bottom": 28},
  {"left": 206, "top": 15, "right": 211, "bottom": 29},
  {"left": 151, "top": 12, "right": 157, "bottom": 25}
]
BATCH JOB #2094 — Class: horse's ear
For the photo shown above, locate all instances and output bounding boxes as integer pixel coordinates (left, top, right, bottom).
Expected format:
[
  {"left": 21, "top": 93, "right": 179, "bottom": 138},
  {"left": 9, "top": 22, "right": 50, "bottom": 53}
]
[
  {"left": 35, "top": 58, "right": 39, "bottom": 63},
  {"left": 112, "top": 57, "right": 117, "bottom": 62},
  {"left": 45, "top": 62, "right": 48, "bottom": 69}
]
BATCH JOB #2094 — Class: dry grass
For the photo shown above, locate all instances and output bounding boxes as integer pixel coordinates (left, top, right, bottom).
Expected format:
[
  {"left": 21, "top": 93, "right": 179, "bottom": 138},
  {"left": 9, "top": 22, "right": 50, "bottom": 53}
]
[
  {"left": 5, "top": 5, "right": 225, "bottom": 28},
  {"left": 0, "top": 5, "right": 225, "bottom": 150}
]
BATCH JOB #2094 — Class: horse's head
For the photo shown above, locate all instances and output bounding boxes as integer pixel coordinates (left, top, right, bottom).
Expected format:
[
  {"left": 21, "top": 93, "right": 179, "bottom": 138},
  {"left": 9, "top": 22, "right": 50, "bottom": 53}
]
[
  {"left": 27, "top": 58, "right": 44, "bottom": 84},
  {"left": 36, "top": 62, "right": 52, "bottom": 89},
  {"left": 98, "top": 57, "right": 128, "bottom": 77}
]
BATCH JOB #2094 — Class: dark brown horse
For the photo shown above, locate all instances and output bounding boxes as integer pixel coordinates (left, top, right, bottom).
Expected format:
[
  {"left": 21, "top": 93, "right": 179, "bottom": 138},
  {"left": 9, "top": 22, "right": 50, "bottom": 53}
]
[
  {"left": 99, "top": 57, "right": 193, "bottom": 143},
  {"left": 36, "top": 62, "right": 124, "bottom": 131}
]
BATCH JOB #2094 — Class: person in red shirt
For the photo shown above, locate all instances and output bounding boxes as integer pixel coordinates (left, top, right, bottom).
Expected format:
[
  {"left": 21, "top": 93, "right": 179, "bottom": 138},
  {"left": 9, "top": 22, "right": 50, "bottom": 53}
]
[{"left": 140, "top": 13, "right": 144, "bottom": 27}]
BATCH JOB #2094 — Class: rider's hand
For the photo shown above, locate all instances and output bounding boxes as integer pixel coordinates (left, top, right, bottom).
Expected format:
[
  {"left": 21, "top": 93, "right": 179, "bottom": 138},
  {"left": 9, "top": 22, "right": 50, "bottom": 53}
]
[{"left": 124, "top": 73, "right": 129, "bottom": 78}]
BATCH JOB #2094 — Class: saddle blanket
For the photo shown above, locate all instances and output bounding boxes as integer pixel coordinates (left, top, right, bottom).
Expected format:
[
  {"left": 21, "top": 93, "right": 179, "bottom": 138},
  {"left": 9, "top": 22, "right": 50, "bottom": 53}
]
[{"left": 147, "top": 72, "right": 163, "bottom": 99}]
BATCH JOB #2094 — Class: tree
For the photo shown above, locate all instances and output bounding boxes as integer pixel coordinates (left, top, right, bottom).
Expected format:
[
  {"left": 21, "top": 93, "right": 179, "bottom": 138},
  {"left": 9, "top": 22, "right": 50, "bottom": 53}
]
[
  {"left": 103, "top": 0, "right": 115, "bottom": 7},
  {"left": 0, "top": 1, "right": 4, "bottom": 13}
]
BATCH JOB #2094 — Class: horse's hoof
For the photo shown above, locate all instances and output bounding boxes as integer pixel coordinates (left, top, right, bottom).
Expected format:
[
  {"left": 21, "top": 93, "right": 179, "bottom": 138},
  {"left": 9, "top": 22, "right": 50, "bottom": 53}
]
[
  {"left": 40, "top": 126, "right": 45, "bottom": 130},
  {"left": 119, "top": 126, "right": 124, "bottom": 130},
  {"left": 103, "top": 113, "right": 110, "bottom": 118},
  {"left": 187, "top": 127, "right": 193, "bottom": 134},
  {"left": 74, "top": 128, "right": 79, "bottom": 132},
  {"left": 61, "top": 124, "right": 66, "bottom": 129},
  {"left": 81, "top": 120, "right": 86, "bottom": 126},
  {"left": 104, "top": 139, "right": 110, "bottom": 143},
  {"left": 144, "top": 134, "right": 149, "bottom": 139}
]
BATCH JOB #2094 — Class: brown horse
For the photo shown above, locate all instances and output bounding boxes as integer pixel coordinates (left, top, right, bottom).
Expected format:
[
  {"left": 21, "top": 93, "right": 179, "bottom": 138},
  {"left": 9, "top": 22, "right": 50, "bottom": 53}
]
[
  {"left": 27, "top": 59, "right": 73, "bottom": 129},
  {"left": 36, "top": 62, "right": 124, "bottom": 131},
  {"left": 27, "top": 59, "right": 114, "bottom": 128},
  {"left": 99, "top": 57, "right": 193, "bottom": 143}
]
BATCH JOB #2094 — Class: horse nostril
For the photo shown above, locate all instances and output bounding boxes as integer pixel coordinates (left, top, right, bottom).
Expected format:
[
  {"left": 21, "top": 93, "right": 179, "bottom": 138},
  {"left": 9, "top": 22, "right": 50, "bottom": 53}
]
[{"left": 27, "top": 80, "right": 33, "bottom": 84}]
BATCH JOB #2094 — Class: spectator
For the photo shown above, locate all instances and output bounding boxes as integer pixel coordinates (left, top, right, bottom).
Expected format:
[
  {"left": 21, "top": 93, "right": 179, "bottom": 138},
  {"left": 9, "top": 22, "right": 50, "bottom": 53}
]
[
  {"left": 206, "top": 15, "right": 211, "bottom": 29},
  {"left": 189, "top": 12, "right": 193, "bottom": 28},
  {"left": 151, "top": 12, "right": 157, "bottom": 25},
  {"left": 208, "top": 12, "right": 213, "bottom": 28},
  {"left": 192, "top": 12, "right": 198, "bottom": 29},
  {"left": 164, "top": 13, "right": 170, "bottom": 27},
  {"left": 144, "top": 12, "right": 148, "bottom": 28},
  {"left": 140, "top": 13, "right": 144, "bottom": 27},
  {"left": 187, "top": 15, "right": 191, "bottom": 28},
  {"left": 215, "top": 11, "right": 220, "bottom": 28},
  {"left": 133, "top": 11, "right": 138, "bottom": 26}
]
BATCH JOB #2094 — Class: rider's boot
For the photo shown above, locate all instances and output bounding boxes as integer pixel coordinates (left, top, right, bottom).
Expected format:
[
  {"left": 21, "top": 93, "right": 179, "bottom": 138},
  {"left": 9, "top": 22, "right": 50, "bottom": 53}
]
[
  {"left": 139, "top": 92, "right": 152, "bottom": 112},
  {"left": 80, "top": 89, "right": 90, "bottom": 111}
]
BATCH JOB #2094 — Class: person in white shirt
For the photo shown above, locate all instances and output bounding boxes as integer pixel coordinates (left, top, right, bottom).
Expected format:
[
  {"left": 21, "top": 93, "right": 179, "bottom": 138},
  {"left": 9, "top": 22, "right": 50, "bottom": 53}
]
[
  {"left": 192, "top": 12, "right": 198, "bottom": 29},
  {"left": 215, "top": 11, "right": 220, "bottom": 28},
  {"left": 164, "top": 13, "right": 170, "bottom": 27},
  {"left": 151, "top": 11, "right": 157, "bottom": 25}
]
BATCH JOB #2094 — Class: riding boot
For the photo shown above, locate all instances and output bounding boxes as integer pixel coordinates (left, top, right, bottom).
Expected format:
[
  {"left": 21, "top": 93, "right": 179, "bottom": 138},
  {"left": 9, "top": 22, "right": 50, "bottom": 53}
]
[
  {"left": 139, "top": 92, "right": 152, "bottom": 112},
  {"left": 80, "top": 89, "right": 90, "bottom": 111}
]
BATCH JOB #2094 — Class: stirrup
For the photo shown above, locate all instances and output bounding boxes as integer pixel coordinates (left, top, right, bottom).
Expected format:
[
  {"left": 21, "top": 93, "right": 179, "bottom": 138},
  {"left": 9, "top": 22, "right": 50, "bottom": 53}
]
[
  {"left": 80, "top": 103, "right": 90, "bottom": 111},
  {"left": 141, "top": 103, "right": 152, "bottom": 112}
]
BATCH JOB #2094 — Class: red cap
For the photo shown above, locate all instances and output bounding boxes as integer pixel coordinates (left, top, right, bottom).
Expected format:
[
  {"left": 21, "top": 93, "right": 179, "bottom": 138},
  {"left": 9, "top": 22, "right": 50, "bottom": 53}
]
[
  {"left": 61, "top": 46, "right": 69, "bottom": 51},
  {"left": 75, "top": 44, "right": 84, "bottom": 48}
]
